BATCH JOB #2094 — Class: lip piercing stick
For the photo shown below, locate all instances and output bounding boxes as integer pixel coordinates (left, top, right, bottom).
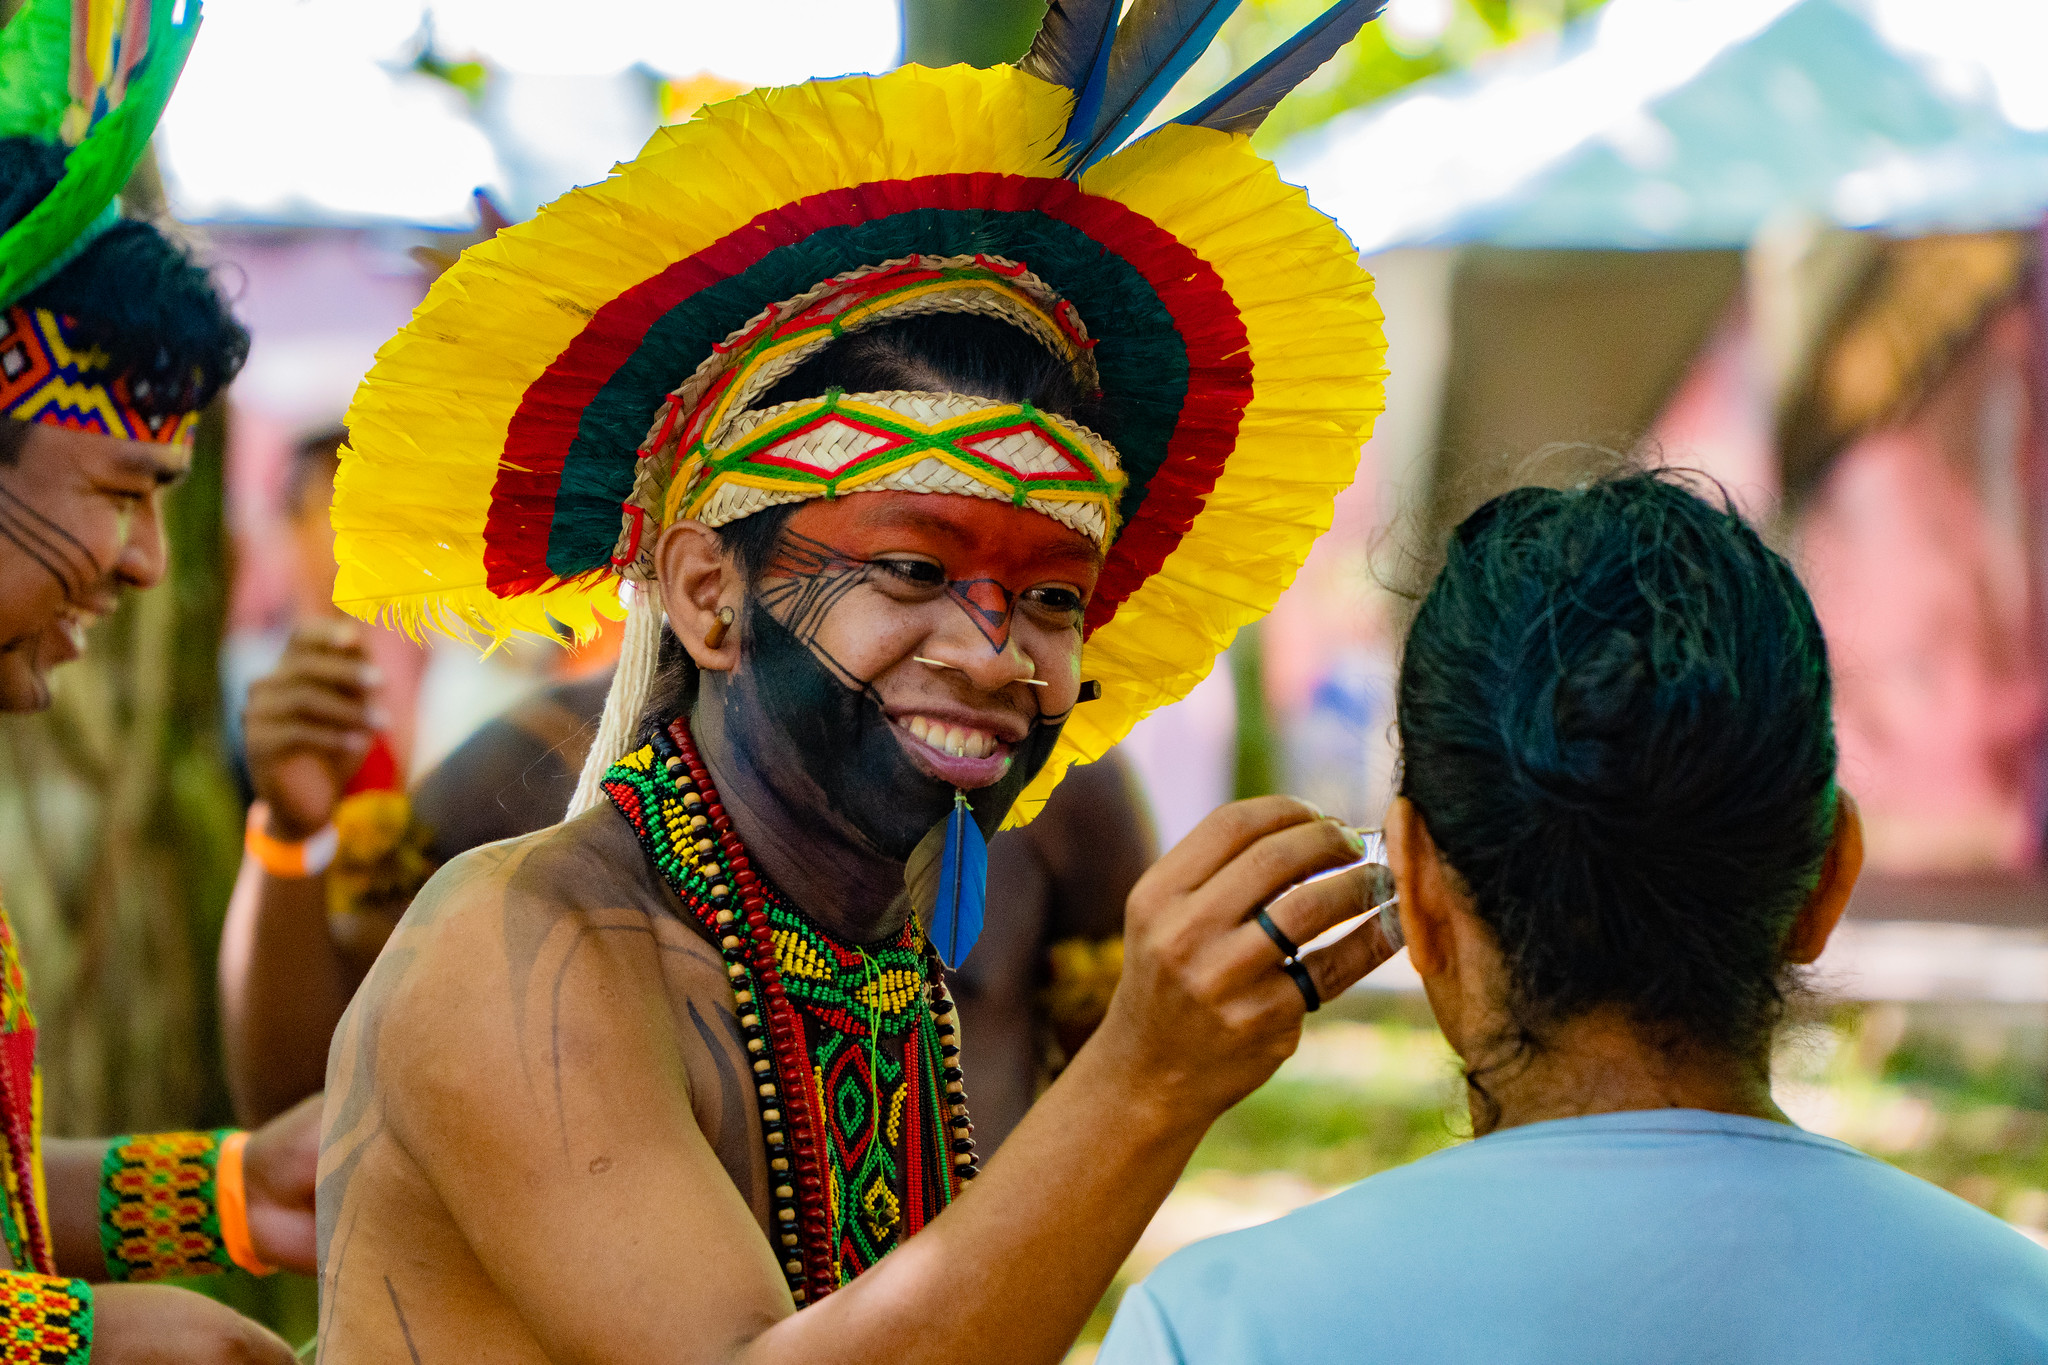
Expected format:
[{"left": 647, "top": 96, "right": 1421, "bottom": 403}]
[{"left": 913, "top": 655, "right": 1049, "bottom": 686}]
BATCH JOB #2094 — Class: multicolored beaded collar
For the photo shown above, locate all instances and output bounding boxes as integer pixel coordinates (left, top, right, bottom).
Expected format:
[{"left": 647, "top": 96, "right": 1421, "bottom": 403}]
[
  {"left": 0, "top": 307, "right": 199, "bottom": 447},
  {"left": 601, "top": 719, "right": 977, "bottom": 1303}
]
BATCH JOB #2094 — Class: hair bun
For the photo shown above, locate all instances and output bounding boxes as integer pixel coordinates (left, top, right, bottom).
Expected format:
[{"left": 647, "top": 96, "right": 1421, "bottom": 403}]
[{"left": 1397, "top": 468, "right": 1837, "bottom": 1065}]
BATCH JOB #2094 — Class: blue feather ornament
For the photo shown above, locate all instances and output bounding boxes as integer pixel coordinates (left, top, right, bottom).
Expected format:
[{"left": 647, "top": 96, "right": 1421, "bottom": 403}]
[
  {"left": 1069, "top": 0, "right": 1244, "bottom": 176},
  {"left": 931, "top": 789, "right": 989, "bottom": 969},
  {"left": 1018, "top": 0, "right": 1121, "bottom": 170},
  {"left": 1170, "top": 0, "right": 1387, "bottom": 137}
]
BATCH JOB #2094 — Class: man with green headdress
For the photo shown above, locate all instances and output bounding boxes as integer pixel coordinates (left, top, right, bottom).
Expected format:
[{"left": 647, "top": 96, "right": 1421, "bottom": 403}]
[{"left": 0, "top": 1, "right": 318, "bottom": 1359}]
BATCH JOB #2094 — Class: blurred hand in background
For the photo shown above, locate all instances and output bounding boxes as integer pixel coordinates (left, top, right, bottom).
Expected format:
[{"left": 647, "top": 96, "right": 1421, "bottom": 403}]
[{"left": 243, "top": 620, "right": 383, "bottom": 840}]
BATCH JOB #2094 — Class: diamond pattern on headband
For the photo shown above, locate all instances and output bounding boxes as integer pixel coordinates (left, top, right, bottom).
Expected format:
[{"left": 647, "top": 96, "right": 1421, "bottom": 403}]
[
  {"left": 959, "top": 427, "right": 1096, "bottom": 480},
  {"left": 0, "top": 309, "right": 197, "bottom": 446},
  {"left": 754, "top": 417, "right": 899, "bottom": 476},
  {"left": 676, "top": 388, "right": 1124, "bottom": 551}
]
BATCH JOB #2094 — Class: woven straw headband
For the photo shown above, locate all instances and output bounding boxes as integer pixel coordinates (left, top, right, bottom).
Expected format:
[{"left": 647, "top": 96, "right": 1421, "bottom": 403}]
[
  {"left": 614, "top": 255, "right": 1121, "bottom": 577},
  {"left": 676, "top": 388, "right": 1124, "bottom": 550}
]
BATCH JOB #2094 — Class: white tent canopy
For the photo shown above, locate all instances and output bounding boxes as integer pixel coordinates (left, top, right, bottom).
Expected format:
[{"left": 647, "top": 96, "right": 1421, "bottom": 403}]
[{"left": 1283, "top": 0, "right": 2048, "bottom": 251}]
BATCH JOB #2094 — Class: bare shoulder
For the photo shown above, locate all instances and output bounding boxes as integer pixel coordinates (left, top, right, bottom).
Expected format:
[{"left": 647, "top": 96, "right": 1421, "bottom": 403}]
[
  {"left": 317, "top": 799, "right": 775, "bottom": 1359},
  {"left": 327, "top": 806, "right": 735, "bottom": 1150}
]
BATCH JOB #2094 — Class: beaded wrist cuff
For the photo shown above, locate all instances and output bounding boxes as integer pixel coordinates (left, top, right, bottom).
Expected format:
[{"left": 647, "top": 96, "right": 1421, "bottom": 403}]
[
  {"left": 0, "top": 1272, "right": 91, "bottom": 1365},
  {"left": 98, "top": 1130, "right": 237, "bottom": 1282}
]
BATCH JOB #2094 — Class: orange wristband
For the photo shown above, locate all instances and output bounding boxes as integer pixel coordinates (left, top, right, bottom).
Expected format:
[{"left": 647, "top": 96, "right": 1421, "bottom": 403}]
[
  {"left": 244, "top": 802, "right": 338, "bottom": 878},
  {"left": 216, "top": 1130, "right": 276, "bottom": 1277}
]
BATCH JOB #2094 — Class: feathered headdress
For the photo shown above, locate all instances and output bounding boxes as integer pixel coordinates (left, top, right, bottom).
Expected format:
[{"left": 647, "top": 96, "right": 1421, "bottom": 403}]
[
  {"left": 334, "top": 0, "right": 1389, "bottom": 838},
  {"left": 0, "top": 0, "right": 202, "bottom": 308}
]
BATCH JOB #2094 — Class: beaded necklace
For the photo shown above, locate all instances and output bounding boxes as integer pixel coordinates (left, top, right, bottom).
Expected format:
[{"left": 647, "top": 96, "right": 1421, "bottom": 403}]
[{"left": 601, "top": 718, "right": 978, "bottom": 1303}]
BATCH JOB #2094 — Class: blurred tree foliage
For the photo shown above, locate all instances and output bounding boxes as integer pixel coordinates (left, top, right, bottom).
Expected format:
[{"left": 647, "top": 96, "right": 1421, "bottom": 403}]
[
  {"left": 901, "top": 0, "right": 1613, "bottom": 147},
  {"left": 1205, "top": 0, "right": 1613, "bottom": 149},
  {"left": 900, "top": 0, "right": 1043, "bottom": 66}
]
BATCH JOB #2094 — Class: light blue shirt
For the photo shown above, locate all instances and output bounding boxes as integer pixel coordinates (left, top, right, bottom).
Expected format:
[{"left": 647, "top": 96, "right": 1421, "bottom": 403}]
[{"left": 1100, "top": 1109, "right": 2048, "bottom": 1364}]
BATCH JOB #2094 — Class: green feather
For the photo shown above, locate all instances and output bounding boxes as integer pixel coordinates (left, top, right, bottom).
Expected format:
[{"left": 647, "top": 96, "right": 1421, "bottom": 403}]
[
  {"left": 0, "top": 0, "right": 73, "bottom": 141},
  {"left": 0, "top": 0, "right": 203, "bottom": 309}
]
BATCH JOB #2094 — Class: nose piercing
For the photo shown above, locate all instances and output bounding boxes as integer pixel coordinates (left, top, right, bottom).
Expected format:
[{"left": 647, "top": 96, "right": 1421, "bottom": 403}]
[{"left": 914, "top": 655, "right": 1049, "bottom": 686}]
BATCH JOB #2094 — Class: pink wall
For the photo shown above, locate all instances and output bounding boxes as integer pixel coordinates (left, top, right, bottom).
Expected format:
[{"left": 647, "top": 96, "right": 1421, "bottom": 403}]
[
  {"left": 1797, "top": 303, "right": 2048, "bottom": 873},
  {"left": 1653, "top": 293, "right": 2048, "bottom": 874}
]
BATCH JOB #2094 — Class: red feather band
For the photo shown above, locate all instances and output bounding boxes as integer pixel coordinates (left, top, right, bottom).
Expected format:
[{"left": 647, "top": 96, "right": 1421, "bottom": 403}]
[
  {"left": 0, "top": 308, "right": 198, "bottom": 447},
  {"left": 482, "top": 173, "right": 1248, "bottom": 634}
]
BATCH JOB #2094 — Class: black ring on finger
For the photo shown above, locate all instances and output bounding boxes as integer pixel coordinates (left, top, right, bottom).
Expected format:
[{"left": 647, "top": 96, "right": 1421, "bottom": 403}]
[
  {"left": 1282, "top": 957, "right": 1321, "bottom": 1013},
  {"left": 1255, "top": 908, "right": 1300, "bottom": 961}
]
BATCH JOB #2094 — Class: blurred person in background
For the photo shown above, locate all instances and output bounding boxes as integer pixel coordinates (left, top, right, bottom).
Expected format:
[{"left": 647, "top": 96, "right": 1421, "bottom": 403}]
[
  {"left": 219, "top": 426, "right": 426, "bottom": 791},
  {"left": 223, "top": 612, "right": 1155, "bottom": 1147},
  {"left": 0, "top": 98, "right": 317, "bottom": 1365},
  {"left": 1099, "top": 468, "right": 2048, "bottom": 1365}
]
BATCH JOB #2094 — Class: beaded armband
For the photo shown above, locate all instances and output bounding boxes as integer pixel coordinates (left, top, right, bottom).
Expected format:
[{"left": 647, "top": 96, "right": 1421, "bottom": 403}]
[
  {"left": 98, "top": 1130, "right": 237, "bottom": 1282},
  {"left": 0, "top": 1272, "right": 91, "bottom": 1365}
]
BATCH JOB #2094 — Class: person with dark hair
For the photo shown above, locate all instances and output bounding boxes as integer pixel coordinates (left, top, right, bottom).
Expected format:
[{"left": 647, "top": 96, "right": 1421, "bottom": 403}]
[
  {"left": 0, "top": 2, "right": 319, "bottom": 1360},
  {"left": 308, "top": 9, "right": 1400, "bottom": 1360},
  {"left": 1098, "top": 468, "right": 2048, "bottom": 1364}
]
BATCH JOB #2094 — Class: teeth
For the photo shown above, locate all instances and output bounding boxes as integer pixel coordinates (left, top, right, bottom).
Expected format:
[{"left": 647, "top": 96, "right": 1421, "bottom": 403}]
[{"left": 903, "top": 716, "right": 997, "bottom": 761}]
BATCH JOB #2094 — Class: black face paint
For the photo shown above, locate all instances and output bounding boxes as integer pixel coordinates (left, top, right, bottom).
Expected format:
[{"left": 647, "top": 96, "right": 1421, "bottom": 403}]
[
  {"left": 0, "top": 475, "right": 102, "bottom": 612},
  {"left": 756, "top": 528, "right": 1034, "bottom": 663},
  {"left": 727, "top": 601, "right": 1064, "bottom": 861}
]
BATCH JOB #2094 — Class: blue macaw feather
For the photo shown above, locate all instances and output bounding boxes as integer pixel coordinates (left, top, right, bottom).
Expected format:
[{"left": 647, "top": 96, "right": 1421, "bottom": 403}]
[
  {"left": 1170, "top": 0, "right": 1386, "bottom": 138},
  {"left": 1018, "top": 0, "right": 1120, "bottom": 169},
  {"left": 1069, "top": 0, "right": 1244, "bottom": 177},
  {"left": 931, "top": 789, "right": 988, "bottom": 969}
]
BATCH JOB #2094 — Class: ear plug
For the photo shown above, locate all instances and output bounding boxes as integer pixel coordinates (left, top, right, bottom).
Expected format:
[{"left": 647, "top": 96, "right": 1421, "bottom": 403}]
[{"left": 703, "top": 606, "right": 735, "bottom": 648}]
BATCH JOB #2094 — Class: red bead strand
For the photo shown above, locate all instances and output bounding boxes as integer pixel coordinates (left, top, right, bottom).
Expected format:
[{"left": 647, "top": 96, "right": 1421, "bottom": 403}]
[{"left": 670, "top": 721, "right": 840, "bottom": 1299}]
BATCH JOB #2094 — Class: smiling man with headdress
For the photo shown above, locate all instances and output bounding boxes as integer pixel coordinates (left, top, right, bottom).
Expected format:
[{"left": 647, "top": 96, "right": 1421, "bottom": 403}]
[
  {"left": 0, "top": 2, "right": 324, "bottom": 1360},
  {"left": 315, "top": 3, "right": 1397, "bottom": 1360}
]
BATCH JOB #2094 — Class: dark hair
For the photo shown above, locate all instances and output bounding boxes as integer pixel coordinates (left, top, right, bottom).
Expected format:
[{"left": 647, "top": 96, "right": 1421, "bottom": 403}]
[
  {"left": 0, "top": 135, "right": 249, "bottom": 463},
  {"left": 754, "top": 310, "right": 1109, "bottom": 435},
  {"left": 1397, "top": 468, "right": 1837, "bottom": 1103},
  {"left": 638, "top": 309, "right": 1099, "bottom": 735}
]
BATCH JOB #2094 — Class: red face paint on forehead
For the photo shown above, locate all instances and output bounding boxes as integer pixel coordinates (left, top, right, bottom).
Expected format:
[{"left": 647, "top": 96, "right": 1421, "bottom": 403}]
[{"left": 781, "top": 491, "right": 1102, "bottom": 597}]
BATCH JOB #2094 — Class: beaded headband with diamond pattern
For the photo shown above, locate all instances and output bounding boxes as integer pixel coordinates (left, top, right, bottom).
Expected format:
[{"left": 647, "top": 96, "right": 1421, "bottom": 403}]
[
  {"left": 664, "top": 388, "right": 1124, "bottom": 554},
  {"left": 615, "top": 254, "right": 1110, "bottom": 576},
  {"left": 0, "top": 307, "right": 199, "bottom": 446}
]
